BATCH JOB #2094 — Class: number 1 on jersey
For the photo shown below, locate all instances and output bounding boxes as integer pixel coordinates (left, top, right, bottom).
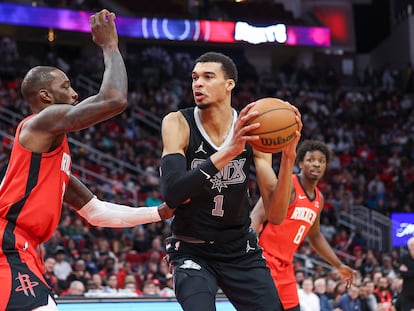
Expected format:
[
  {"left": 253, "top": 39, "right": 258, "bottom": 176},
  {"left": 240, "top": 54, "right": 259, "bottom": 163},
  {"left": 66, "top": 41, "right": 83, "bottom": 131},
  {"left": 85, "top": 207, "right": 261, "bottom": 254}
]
[{"left": 211, "top": 195, "right": 224, "bottom": 217}]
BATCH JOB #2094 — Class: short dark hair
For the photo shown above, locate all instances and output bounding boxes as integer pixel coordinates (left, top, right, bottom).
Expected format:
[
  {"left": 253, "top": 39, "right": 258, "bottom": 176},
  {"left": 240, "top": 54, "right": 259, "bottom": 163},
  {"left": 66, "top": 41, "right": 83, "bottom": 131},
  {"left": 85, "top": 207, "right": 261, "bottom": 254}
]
[
  {"left": 296, "top": 140, "right": 332, "bottom": 164},
  {"left": 21, "top": 66, "right": 57, "bottom": 100},
  {"left": 195, "top": 52, "right": 238, "bottom": 83}
]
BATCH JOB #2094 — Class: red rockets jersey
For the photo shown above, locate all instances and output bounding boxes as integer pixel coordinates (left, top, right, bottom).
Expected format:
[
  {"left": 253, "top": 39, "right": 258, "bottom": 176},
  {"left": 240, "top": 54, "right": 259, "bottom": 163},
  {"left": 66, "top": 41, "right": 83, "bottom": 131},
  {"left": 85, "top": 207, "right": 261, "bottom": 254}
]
[
  {"left": 0, "top": 115, "right": 71, "bottom": 244},
  {"left": 258, "top": 174, "right": 322, "bottom": 264}
]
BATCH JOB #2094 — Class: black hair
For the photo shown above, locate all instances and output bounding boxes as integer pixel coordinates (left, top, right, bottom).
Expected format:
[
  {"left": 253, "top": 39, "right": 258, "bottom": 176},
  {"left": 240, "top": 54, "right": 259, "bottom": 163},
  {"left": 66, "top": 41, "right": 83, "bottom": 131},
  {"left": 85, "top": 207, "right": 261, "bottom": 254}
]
[
  {"left": 195, "top": 51, "right": 238, "bottom": 83},
  {"left": 296, "top": 140, "right": 332, "bottom": 164}
]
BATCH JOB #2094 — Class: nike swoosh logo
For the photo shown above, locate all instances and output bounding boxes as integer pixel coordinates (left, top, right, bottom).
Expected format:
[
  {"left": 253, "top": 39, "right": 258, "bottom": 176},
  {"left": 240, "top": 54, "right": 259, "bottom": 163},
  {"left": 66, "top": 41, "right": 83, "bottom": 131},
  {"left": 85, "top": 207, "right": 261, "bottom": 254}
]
[
  {"left": 200, "top": 169, "right": 211, "bottom": 180},
  {"left": 298, "top": 195, "right": 307, "bottom": 199}
]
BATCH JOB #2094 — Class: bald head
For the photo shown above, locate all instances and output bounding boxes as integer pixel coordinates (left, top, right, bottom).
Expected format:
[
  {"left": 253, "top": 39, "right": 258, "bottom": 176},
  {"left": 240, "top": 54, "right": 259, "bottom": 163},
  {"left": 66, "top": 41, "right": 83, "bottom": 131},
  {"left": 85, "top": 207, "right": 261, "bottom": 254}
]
[{"left": 21, "top": 66, "right": 57, "bottom": 102}]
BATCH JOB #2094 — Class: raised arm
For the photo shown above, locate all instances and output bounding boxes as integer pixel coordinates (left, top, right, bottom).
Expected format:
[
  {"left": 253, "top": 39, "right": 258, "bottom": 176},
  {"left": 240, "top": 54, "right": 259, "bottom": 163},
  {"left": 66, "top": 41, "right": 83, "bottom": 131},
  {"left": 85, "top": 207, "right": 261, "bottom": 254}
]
[{"left": 21, "top": 9, "right": 127, "bottom": 152}]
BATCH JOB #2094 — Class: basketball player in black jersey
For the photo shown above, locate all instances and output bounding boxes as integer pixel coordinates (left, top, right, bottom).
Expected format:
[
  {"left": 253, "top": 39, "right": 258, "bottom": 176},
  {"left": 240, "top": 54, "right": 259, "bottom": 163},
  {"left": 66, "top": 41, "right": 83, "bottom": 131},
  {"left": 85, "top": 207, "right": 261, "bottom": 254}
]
[{"left": 160, "top": 52, "right": 302, "bottom": 310}]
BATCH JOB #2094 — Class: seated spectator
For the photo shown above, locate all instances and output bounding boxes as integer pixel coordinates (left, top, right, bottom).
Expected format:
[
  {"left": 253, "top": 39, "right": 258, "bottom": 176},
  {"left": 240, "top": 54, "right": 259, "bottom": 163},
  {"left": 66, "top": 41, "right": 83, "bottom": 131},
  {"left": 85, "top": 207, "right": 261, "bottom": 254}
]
[
  {"left": 373, "top": 276, "right": 393, "bottom": 311},
  {"left": 122, "top": 275, "right": 143, "bottom": 296},
  {"left": 90, "top": 273, "right": 105, "bottom": 292},
  {"left": 80, "top": 248, "right": 99, "bottom": 275},
  {"left": 43, "top": 256, "right": 58, "bottom": 292},
  {"left": 159, "top": 273, "right": 175, "bottom": 297},
  {"left": 53, "top": 246, "right": 72, "bottom": 287},
  {"left": 60, "top": 280, "right": 85, "bottom": 297},
  {"left": 103, "top": 273, "right": 119, "bottom": 293},
  {"left": 319, "top": 215, "right": 336, "bottom": 243},
  {"left": 314, "top": 278, "right": 333, "bottom": 311},
  {"left": 334, "top": 284, "right": 362, "bottom": 311},
  {"left": 66, "top": 259, "right": 91, "bottom": 289},
  {"left": 142, "top": 279, "right": 161, "bottom": 297},
  {"left": 298, "top": 277, "right": 320, "bottom": 311}
]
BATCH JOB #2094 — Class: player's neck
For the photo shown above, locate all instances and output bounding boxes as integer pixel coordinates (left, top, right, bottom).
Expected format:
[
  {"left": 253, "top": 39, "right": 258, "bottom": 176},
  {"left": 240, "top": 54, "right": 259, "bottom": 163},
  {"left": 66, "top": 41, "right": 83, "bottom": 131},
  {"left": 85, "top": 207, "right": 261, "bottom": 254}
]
[
  {"left": 198, "top": 106, "right": 234, "bottom": 144},
  {"left": 297, "top": 174, "right": 317, "bottom": 194}
]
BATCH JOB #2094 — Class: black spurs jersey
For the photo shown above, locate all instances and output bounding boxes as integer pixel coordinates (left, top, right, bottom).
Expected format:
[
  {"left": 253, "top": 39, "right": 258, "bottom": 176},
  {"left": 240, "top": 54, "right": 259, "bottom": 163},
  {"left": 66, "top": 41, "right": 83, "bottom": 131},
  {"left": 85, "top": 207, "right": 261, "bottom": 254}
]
[{"left": 171, "top": 107, "right": 253, "bottom": 243}]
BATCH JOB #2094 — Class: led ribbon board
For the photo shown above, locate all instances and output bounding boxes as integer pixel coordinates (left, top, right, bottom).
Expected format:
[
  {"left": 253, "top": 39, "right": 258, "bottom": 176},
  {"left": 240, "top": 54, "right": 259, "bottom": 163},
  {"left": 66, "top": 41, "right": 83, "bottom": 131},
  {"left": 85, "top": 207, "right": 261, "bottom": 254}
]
[{"left": 0, "top": 2, "right": 330, "bottom": 47}]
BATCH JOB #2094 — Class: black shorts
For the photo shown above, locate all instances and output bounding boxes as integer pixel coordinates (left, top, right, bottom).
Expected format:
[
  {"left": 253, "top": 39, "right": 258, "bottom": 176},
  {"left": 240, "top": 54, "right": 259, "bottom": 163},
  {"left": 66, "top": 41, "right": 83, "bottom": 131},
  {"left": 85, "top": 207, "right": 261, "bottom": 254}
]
[{"left": 166, "top": 229, "right": 283, "bottom": 311}]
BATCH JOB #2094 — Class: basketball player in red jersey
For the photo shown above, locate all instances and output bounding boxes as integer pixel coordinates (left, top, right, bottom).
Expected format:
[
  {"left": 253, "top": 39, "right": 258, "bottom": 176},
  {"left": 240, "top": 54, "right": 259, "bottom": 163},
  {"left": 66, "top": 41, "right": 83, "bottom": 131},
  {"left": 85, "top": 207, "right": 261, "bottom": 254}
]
[
  {"left": 251, "top": 140, "right": 355, "bottom": 311},
  {"left": 0, "top": 9, "right": 173, "bottom": 310}
]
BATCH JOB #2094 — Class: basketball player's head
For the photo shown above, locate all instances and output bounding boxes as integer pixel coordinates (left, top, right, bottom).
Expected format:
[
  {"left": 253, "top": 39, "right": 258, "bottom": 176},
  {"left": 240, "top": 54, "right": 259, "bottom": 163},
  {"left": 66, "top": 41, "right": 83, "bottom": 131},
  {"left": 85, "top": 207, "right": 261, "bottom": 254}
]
[
  {"left": 297, "top": 140, "right": 332, "bottom": 181},
  {"left": 21, "top": 66, "right": 79, "bottom": 113},
  {"left": 192, "top": 52, "right": 237, "bottom": 109}
]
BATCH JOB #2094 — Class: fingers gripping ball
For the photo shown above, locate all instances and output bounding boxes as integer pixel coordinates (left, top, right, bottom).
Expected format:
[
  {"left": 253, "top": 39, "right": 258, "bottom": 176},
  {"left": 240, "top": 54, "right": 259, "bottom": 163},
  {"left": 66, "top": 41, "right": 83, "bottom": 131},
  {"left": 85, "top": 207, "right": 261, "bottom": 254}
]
[{"left": 247, "top": 97, "right": 298, "bottom": 153}]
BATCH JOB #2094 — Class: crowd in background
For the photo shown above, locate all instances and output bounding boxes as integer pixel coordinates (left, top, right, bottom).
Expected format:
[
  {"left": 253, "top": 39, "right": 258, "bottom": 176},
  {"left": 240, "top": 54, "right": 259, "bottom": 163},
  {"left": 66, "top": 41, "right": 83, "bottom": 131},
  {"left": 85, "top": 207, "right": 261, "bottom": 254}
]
[{"left": 1, "top": 35, "right": 414, "bottom": 310}]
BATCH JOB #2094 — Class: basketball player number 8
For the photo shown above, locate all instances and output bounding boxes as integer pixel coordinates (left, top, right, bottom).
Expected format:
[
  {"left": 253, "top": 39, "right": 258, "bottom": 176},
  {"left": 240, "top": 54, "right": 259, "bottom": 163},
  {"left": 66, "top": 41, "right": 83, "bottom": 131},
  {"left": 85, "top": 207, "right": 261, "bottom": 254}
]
[
  {"left": 293, "top": 225, "right": 306, "bottom": 244},
  {"left": 211, "top": 195, "right": 224, "bottom": 217}
]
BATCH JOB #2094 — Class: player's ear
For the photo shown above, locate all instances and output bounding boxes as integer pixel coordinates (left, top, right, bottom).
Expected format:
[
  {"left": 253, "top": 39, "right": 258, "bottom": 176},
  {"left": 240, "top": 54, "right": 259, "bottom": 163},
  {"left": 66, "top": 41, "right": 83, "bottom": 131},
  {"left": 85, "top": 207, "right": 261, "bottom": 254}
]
[
  {"left": 39, "top": 89, "right": 52, "bottom": 103},
  {"left": 226, "top": 79, "right": 235, "bottom": 91}
]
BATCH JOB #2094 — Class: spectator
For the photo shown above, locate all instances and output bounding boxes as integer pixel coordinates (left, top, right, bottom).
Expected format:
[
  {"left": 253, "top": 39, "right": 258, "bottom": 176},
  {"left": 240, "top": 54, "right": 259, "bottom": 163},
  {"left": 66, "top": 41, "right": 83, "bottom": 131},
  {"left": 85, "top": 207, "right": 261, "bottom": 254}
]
[
  {"left": 103, "top": 273, "right": 118, "bottom": 293},
  {"left": 61, "top": 280, "right": 85, "bottom": 297},
  {"left": 159, "top": 273, "right": 175, "bottom": 297},
  {"left": 53, "top": 246, "right": 73, "bottom": 284},
  {"left": 66, "top": 259, "right": 91, "bottom": 289},
  {"left": 43, "top": 256, "right": 58, "bottom": 292},
  {"left": 314, "top": 277, "right": 333, "bottom": 311},
  {"left": 123, "top": 280, "right": 141, "bottom": 296},
  {"left": 361, "top": 279, "right": 378, "bottom": 311},
  {"left": 320, "top": 215, "right": 337, "bottom": 243},
  {"left": 295, "top": 269, "right": 306, "bottom": 288},
  {"left": 90, "top": 273, "right": 105, "bottom": 292},
  {"left": 373, "top": 276, "right": 393, "bottom": 311},
  {"left": 381, "top": 255, "right": 398, "bottom": 279},
  {"left": 335, "top": 284, "right": 362, "bottom": 311},
  {"left": 98, "top": 257, "right": 116, "bottom": 280},
  {"left": 142, "top": 279, "right": 161, "bottom": 297},
  {"left": 80, "top": 248, "right": 99, "bottom": 275},
  {"left": 298, "top": 277, "right": 320, "bottom": 311}
]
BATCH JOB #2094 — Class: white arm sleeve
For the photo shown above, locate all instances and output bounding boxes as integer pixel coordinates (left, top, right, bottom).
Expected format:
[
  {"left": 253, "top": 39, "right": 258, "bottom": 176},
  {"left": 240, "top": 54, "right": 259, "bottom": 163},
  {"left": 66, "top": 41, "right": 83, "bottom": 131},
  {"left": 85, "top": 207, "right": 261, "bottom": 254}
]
[{"left": 76, "top": 197, "right": 161, "bottom": 227}]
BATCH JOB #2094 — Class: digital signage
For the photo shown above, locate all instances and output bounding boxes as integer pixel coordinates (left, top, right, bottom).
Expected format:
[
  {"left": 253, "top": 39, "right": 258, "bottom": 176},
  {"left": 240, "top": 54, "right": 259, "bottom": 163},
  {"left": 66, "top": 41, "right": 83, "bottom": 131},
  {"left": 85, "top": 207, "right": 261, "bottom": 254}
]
[
  {"left": 391, "top": 212, "right": 414, "bottom": 247},
  {"left": 0, "top": 2, "right": 330, "bottom": 47}
]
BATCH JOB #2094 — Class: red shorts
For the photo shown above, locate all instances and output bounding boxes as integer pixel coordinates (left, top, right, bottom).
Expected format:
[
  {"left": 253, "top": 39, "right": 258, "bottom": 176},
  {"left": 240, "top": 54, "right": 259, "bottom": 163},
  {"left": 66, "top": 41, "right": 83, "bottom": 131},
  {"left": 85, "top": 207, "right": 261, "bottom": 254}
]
[
  {"left": 265, "top": 254, "right": 299, "bottom": 310},
  {"left": 0, "top": 219, "right": 52, "bottom": 310}
]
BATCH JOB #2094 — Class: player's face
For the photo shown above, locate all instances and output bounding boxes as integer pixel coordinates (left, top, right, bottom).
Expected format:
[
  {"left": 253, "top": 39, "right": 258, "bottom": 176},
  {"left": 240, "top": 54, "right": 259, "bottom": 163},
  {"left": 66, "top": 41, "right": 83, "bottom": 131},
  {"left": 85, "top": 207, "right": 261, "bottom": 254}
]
[
  {"left": 300, "top": 150, "right": 327, "bottom": 181},
  {"left": 48, "top": 69, "right": 79, "bottom": 105},
  {"left": 191, "top": 62, "right": 232, "bottom": 109}
]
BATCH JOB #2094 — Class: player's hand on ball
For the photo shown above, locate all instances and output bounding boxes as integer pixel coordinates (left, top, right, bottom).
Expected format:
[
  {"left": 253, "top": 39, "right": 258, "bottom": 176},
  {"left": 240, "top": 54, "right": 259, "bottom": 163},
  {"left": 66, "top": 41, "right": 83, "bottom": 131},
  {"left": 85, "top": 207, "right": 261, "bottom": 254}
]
[
  {"left": 228, "top": 102, "right": 260, "bottom": 157},
  {"left": 282, "top": 103, "right": 302, "bottom": 158},
  {"left": 246, "top": 98, "right": 300, "bottom": 154}
]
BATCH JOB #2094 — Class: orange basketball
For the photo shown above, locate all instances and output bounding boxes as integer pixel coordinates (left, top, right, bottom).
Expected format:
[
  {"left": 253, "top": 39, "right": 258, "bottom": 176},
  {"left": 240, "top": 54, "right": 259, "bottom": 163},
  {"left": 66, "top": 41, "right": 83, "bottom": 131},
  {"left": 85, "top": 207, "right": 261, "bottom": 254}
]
[{"left": 247, "top": 97, "right": 298, "bottom": 153}]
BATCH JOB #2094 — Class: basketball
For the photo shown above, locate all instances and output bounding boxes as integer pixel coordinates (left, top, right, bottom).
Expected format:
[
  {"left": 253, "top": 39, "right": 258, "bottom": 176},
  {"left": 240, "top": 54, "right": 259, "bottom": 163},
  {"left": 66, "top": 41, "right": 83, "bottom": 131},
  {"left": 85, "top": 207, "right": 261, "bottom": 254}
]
[{"left": 247, "top": 97, "right": 298, "bottom": 153}]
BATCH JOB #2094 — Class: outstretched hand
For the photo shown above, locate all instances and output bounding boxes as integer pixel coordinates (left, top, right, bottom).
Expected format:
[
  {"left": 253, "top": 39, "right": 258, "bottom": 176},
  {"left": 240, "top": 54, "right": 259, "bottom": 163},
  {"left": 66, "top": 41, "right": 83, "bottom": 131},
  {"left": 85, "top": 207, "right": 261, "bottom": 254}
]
[
  {"left": 337, "top": 264, "right": 356, "bottom": 288},
  {"left": 90, "top": 9, "right": 119, "bottom": 49}
]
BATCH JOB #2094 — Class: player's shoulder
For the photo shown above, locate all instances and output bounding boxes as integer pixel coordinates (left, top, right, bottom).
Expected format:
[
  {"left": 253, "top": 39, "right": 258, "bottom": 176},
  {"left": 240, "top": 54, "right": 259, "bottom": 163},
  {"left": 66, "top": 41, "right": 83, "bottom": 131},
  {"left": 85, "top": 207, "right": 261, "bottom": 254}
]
[{"left": 162, "top": 110, "right": 186, "bottom": 124}]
